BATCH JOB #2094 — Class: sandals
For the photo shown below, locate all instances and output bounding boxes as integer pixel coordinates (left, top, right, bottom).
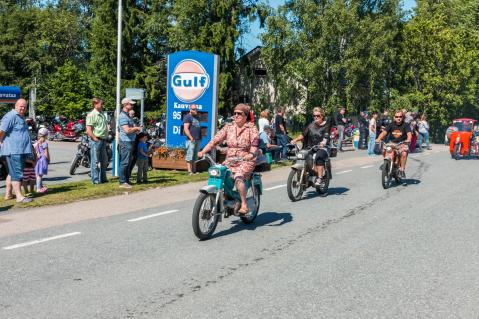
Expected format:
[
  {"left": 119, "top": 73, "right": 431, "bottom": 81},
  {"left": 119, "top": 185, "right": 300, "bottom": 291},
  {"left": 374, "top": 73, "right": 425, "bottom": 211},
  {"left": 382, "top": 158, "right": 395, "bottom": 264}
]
[
  {"left": 238, "top": 207, "right": 249, "bottom": 215},
  {"left": 17, "top": 197, "right": 33, "bottom": 204},
  {"left": 4, "top": 195, "right": 15, "bottom": 200}
]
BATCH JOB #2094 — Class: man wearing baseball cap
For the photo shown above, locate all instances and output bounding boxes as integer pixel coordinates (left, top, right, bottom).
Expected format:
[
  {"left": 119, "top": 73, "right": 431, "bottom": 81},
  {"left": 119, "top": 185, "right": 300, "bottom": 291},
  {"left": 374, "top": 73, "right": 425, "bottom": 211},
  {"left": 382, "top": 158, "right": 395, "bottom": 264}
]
[{"left": 119, "top": 97, "right": 141, "bottom": 188}]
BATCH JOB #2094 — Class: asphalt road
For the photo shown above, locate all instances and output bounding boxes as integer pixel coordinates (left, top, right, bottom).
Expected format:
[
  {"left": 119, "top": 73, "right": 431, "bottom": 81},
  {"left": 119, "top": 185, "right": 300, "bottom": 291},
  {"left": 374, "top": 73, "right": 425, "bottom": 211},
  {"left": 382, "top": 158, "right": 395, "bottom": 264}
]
[{"left": 1, "top": 146, "right": 479, "bottom": 318}]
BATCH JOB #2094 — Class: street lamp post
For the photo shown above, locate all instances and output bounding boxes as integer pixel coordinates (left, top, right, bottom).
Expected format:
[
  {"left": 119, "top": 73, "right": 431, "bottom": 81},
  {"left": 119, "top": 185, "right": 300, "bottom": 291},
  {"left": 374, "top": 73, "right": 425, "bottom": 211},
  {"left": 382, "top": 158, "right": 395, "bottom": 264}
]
[{"left": 114, "top": 0, "right": 123, "bottom": 177}]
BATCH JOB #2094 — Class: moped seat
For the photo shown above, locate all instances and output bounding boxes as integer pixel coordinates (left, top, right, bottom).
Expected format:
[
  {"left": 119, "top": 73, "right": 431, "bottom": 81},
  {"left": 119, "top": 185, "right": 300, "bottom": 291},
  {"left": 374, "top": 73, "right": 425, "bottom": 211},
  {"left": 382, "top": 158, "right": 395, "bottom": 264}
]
[{"left": 254, "top": 155, "right": 269, "bottom": 172}]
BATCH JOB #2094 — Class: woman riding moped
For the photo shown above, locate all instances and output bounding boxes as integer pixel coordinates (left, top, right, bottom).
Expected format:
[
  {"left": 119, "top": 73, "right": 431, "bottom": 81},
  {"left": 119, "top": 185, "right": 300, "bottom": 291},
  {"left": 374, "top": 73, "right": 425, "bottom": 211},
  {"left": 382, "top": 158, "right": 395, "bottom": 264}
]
[
  {"left": 198, "top": 103, "right": 260, "bottom": 215},
  {"left": 290, "top": 107, "right": 331, "bottom": 186}
]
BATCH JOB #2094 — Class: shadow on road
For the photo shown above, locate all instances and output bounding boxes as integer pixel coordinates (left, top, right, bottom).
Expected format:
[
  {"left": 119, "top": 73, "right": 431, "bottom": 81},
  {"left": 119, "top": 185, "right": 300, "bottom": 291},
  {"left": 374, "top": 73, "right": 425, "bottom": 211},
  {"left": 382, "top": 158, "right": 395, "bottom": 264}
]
[
  {"left": 44, "top": 176, "right": 71, "bottom": 182},
  {"left": 50, "top": 161, "right": 70, "bottom": 165},
  {"left": 303, "top": 187, "right": 350, "bottom": 199},
  {"left": 212, "top": 211, "right": 293, "bottom": 239}
]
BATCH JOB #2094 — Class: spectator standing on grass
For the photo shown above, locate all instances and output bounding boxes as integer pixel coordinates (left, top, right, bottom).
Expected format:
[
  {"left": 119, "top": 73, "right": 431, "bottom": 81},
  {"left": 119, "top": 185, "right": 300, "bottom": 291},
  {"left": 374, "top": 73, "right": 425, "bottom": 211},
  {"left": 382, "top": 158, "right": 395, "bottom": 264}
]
[
  {"left": 274, "top": 108, "right": 288, "bottom": 160},
  {"left": 119, "top": 97, "right": 141, "bottom": 188},
  {"left": 34, "top": 128, "right": 50, "bottom": 193},
  {"left": 368, "top": 111, "right": 378, "bottom": 155},
  {"left": 86, "top": 98, "right": 109, "bottom": 185},
  {"left": 335, "top": 107, "right": 347, "bottom": 152},
  {"left": 136, "top": 132, "right": 152, "bottom": 184},
  {"left": 258, "top": 110, "right": 270, "bottom": 133},
  {"left": 183, "top": 104, "right": 202, "bottom": 175},
  {"left": 0, "top": 99, "right": 33, "bottom": 203},
  {"left": 358, "top": 111, "right": 369, "bottom": 150}
]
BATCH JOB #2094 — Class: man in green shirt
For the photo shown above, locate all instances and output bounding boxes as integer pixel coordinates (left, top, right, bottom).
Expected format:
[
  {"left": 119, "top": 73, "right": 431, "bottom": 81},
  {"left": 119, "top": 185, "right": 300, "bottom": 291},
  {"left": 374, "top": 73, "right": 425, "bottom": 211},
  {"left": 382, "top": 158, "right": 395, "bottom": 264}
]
[{"left": 85, "top": 98, "right": 109, "bottom": 184}]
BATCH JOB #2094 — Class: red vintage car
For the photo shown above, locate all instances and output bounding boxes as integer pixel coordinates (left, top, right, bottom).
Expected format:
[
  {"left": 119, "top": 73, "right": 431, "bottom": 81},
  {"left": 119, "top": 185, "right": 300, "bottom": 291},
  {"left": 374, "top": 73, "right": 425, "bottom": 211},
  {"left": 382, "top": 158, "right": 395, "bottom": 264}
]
[{"left": 449, "top": 118, "right": 479, "bottom": 159}]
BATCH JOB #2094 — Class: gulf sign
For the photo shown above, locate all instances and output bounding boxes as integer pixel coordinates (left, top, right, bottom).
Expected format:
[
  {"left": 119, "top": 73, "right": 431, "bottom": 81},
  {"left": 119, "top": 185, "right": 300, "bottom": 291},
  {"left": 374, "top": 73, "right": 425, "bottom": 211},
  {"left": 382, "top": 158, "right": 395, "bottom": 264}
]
[
  {"left": 166, "top": 51, "right": 219, "bottom": 148},
  {"left": 171, "top": 59, "right": 210, "bottom": 103}
]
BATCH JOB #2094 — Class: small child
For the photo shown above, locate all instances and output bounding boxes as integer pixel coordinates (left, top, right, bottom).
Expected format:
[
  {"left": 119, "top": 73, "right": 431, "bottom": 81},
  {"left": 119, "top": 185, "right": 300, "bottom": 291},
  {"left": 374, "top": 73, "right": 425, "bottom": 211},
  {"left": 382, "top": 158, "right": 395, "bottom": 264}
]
[
  {"left": 22, "top": 152, "right": 36, "bottom": 195},
  {"left": 136, "top": 132, "right": 152, "bottom": 184},
  {"left": 34, "top": 128, "right": 50, "bottom": 193}
]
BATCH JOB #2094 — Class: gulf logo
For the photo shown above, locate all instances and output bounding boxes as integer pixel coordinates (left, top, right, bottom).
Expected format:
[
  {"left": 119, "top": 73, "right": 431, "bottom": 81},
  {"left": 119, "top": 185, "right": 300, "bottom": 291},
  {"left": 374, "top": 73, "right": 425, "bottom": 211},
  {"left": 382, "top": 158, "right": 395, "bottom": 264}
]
[{"left": 171, "top": 59, "right": 210, "bottom": 103}]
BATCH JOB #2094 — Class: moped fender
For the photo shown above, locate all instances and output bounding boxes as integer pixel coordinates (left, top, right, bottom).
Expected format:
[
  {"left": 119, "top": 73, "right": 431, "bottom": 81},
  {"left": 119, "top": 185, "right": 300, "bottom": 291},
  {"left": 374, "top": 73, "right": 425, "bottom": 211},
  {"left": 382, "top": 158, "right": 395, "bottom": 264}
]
[
  {"left": 199, "top": 185, "right": 218, "bottom": 194},
  {"left": 253, "top": 175, "right": 263, "bottom": 195},
  {"left": 291, "top": 163, "right": 304, "bottom": 170}
]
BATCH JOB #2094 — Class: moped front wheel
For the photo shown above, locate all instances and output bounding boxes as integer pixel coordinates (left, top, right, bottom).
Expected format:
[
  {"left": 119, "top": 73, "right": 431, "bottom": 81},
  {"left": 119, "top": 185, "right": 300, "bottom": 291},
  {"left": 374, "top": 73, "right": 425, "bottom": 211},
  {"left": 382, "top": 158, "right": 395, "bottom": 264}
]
[
  {"left": 69, "top": 155, "right": 81, "bottom": 175},
  {"left": 381, "top": 160, "right": 392, "bottom": 189},
  {"left": 453, "top": 144, "right": 460, "bottom": 160},
  {"left": 241, "top": 186, "right": 260, "bottom": 224},
  {"left": 192, "top": 193, "right": 219, "bottom": 240},
  {"left": 287, "top": 169, "right": 303, "bottom": 201}
]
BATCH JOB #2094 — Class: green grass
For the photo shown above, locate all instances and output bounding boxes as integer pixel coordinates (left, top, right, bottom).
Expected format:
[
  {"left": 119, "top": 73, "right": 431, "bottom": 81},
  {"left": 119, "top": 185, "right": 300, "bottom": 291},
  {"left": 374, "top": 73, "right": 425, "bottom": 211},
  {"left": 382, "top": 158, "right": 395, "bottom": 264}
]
[{"left": 0, "top": 160, "right": 292, "bottom": 211}]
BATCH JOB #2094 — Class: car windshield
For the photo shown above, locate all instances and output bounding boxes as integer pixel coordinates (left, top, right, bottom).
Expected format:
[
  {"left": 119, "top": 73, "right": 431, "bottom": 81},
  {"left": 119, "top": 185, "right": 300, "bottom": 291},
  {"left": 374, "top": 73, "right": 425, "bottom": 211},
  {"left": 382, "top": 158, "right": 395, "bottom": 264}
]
[{"left": 453, "top": 121, "right": 474, "bottom": 132}]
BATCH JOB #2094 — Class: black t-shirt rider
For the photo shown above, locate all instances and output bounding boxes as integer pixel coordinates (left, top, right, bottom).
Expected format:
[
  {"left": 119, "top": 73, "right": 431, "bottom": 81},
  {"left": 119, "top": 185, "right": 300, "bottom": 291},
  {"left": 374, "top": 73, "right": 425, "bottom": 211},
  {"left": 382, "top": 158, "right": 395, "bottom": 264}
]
[{"left": 384, "top": 121, "right": 411, "bottom": 143}]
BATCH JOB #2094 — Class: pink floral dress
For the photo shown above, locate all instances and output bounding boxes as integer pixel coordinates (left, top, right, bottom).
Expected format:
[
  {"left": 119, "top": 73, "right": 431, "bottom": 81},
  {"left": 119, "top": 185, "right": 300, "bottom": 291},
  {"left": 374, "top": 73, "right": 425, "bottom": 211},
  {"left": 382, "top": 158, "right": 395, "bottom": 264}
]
[{"left": 206, "top": 122, "right": 259, "bottom": 180}]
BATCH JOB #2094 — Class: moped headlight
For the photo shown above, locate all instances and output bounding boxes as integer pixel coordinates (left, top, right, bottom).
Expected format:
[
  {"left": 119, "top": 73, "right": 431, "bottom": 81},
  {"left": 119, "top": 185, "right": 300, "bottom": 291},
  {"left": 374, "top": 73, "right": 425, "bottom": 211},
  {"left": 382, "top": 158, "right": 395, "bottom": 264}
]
[
  {"left": 209, "top": 169, "right": 220, "bottom": 177},
  {"left": 297, "top": 153, "right": 304, "bottom": 159},
  {"left": 386, "top": 146, "right": 392, "bottom": 152},
  {"left": 455, "top": 136, "right": 461, "bottom": 142}
]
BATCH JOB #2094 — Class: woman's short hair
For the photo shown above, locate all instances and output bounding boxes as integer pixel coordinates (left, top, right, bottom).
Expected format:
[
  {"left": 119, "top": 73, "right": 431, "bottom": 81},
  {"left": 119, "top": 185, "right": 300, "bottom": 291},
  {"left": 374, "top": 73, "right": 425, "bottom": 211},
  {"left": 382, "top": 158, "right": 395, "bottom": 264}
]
[
  {"left": 260, "top": 110, "right": 269, "bottom": 118},
  {"left": 312, "top": 107, "right": 325, "bottom": 118}
]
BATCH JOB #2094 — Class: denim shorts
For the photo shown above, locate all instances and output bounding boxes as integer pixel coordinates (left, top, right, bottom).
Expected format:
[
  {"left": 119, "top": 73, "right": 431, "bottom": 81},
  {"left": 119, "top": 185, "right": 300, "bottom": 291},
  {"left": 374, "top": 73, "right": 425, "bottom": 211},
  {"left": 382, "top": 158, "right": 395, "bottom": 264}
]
[
  {"left": 5, "top": 154, "right": 26, "bottom": 182},
  {"left": 185, "top": 140, "right": 200, "bottom": 162}
]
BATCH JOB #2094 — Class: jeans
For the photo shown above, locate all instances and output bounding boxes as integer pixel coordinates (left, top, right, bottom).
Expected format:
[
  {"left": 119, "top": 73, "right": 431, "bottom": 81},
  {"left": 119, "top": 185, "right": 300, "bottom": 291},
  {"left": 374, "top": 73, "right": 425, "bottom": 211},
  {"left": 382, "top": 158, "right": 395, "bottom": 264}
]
[
  {"left": 90, "top": 140, "right": 108, "bottom": 184},
  {"left": 276, "top": 134, "right": 288, "bottom": 159},
  {"left": 136, "top": 158, "right": 148, "bottom": 183},
  {"left": 337, "top": 125, "right": 345, "bottom": 150},
  {"left": 119, "top": 141, "right": 134, "bottom": 184},
  {"left": 418, "top": 132, "right": 430, "bottom": 149},
  {"left": 5, "top": 154, "right": 26, "bottom": 182},
  {"left": 367, "top": 133, "right": 376, "bottom": 155}
]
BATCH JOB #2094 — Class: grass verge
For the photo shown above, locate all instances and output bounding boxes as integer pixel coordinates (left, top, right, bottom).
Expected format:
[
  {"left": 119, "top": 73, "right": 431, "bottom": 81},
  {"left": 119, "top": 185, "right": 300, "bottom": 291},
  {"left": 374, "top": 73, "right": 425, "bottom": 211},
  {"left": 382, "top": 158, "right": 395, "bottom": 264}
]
[{"left": 0, "top": 161, "right": 291, "bottom": 211}]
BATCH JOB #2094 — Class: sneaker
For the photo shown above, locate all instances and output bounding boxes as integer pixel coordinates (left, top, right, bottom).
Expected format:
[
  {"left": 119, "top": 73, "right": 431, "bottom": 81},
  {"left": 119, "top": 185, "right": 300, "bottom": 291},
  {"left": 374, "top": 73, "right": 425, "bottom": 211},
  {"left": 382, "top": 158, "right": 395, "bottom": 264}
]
[
  {"left": 119, "top": 183, "right": 132, "bottom": 189},
  {"left": 188, "top": 172, "right": 194, "bottom": 176},
  {"left": 314, "top": 177, "right": 322, "bottom": 187},
  {"left": 38, "top": 187, "right": 48, "bottom": 193}
]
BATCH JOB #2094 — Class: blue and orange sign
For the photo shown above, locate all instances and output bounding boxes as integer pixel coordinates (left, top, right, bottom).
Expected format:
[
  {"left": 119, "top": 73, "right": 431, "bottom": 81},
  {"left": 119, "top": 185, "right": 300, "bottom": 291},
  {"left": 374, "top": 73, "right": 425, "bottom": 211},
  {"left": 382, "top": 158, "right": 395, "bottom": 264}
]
[
  {"left": 166, "top": 51, "right": 219, "bottom": 148},
  {"left": 0, "top": 86, "right": 21, "bottom": 103}
]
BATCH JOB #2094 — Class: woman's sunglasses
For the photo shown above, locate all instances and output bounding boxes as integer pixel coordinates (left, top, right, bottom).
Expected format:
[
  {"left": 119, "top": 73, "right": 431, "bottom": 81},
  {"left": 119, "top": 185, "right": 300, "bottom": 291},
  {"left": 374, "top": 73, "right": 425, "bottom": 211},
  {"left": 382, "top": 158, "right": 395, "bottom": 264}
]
[
  {"left": 394, "top": 116, "right": 403, "bottom": 119},
  {"left": 313, "top": 114, "right": 323, "bottom": 118},
  {"left": 233, "top": 112, "right": 245, "bottom": 116}
]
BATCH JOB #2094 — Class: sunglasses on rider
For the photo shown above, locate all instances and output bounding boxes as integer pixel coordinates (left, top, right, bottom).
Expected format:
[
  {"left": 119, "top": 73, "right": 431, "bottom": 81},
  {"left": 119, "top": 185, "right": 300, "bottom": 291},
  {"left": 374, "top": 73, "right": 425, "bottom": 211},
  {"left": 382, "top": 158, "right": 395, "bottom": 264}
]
[
  {"left": 233, "top": 112, "right": 245, "bottom": 116},
  {"left": 394, "top": 116, "right": 403, "bottom": 119},
  {"left": 313, "top": 114, "right": 323, "bottom": 118}
]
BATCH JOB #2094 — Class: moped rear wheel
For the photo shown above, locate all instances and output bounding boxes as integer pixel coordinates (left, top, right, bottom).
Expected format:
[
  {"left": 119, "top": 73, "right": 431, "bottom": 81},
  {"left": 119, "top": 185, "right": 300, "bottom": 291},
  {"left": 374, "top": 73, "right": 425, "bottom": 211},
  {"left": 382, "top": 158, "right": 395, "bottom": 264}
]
[
  {"left": 241, "top": 186, "right": 260, "bottom": 224},
  {"left": 287, "top": 169, "right": 303, "bottom": 201},
  {"left": 381, "top": 160, "right": 392, "bottom": 189},
  {"left": 192, "top": 193, "right": 219, "bottom": 240}
]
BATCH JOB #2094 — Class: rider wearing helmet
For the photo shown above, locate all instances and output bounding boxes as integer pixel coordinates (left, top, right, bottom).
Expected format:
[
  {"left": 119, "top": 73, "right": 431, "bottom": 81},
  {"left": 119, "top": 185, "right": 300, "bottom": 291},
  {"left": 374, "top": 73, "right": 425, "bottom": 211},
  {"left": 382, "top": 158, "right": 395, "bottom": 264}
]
[
  {"left": 375, "top": 110, "right": 412, "bottom": 177},
  {"left": 291, "top": 107, "right": 331, "bottom": 186}
]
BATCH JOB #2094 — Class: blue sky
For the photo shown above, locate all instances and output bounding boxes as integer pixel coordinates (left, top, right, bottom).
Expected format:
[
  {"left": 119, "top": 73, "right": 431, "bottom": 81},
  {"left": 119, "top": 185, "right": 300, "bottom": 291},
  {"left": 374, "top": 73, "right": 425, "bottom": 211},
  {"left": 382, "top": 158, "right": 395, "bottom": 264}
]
[{"left": 243, "top": 0, "right": 417, "bottom": 52}]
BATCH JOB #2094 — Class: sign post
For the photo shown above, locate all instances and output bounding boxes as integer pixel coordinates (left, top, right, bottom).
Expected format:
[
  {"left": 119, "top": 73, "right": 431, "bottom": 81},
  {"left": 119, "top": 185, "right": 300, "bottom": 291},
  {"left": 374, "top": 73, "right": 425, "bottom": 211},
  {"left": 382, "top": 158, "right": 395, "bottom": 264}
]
[{"left": 166, "top": 51, "right": 220, "bottom": 150}]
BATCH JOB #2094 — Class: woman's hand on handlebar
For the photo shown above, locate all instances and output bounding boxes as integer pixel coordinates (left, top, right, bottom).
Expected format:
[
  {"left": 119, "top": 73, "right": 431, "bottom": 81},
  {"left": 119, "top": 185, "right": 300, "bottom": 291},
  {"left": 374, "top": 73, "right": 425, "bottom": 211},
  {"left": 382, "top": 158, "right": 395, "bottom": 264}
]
[{"left": 198, "top": 151, "right": 204, "bottom": 158}]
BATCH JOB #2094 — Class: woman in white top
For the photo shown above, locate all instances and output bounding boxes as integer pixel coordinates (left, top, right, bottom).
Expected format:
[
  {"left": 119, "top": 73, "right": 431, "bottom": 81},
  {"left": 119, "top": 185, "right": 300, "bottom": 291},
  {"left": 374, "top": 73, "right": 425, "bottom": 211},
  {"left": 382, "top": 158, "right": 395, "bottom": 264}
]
[
  {"left": 367, "top": 111, "right": 378, "bottom": 155},
  {"left": 258, "top": 109, "right": 270, "bottom": 133},
  {"left": 418, "top": 114, "right": 431, "bottom": 150}
]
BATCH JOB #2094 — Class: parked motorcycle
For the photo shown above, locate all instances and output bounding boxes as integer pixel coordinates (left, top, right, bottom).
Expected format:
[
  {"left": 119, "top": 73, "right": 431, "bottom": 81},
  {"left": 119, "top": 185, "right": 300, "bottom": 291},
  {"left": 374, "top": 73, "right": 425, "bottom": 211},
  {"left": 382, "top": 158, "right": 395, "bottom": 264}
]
[
  {"left": 379, "top": 141, "right": 406, "bottom": 189},
  {"left": 49, "top": 117, "right": 84, "bottom": 141},
  {"left": 69, "top": 135, "right": 113, "bottom": 175},
  {"left": 286, "top": 144, "right": 332, "bottom": 201},
  {"left": 192, "top": 154, "right": 266, "bottom": 240}
]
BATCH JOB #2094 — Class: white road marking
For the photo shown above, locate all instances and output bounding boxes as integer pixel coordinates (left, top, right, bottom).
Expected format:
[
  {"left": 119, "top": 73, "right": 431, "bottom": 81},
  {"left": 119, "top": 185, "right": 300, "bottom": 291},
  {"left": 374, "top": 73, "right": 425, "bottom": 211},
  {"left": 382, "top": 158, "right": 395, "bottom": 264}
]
[
  {"left": 127, "top": 210, "right": 179, "bottom": 222},
  {"left": 336, "top": 170, "right": 353, "bottom": 175},
  {"left": 2, "top": 232, "right": 81, "bottom": 250},
  {"left": 360, "top": 165, "right": 374, "bottom": 169},
  {"left": 264, "top": 184, "right": 287, "bottom": 191}
]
